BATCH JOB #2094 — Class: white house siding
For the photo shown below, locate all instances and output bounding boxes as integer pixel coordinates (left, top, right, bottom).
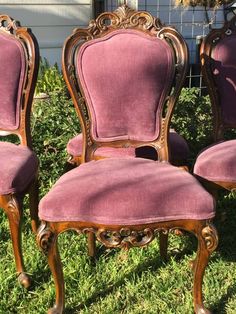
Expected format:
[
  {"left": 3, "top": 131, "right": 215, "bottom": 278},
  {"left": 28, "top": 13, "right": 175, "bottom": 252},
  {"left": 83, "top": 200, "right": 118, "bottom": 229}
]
[{"left": 0, "top": 0, "right": 93, "bottom": 65}]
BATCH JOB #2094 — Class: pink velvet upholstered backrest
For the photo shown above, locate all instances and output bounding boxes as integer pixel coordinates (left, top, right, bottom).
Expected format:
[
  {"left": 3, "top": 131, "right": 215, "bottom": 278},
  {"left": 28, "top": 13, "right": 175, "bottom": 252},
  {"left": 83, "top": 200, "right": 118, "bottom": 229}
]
[
  {"left": 76, "top": 29, "right": 174, "bottom": 142},
  {"left": 0, "top": 15, "right": 39, "bottom": 146},
  {"left": 63, "top": 5, "right": 188, "bottom": 162},
  {"left": 212, "top": 34, "right": 236, "bottom": 127},
  {"left": 0, "top": 32, "right": 25, "bottom": 130}
]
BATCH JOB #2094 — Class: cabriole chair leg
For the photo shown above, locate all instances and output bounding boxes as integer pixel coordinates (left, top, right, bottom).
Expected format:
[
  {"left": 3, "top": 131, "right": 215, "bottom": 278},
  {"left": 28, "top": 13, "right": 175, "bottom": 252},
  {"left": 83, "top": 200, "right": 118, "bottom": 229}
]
[
  {"left": 2, "top": 194, "right": 31, "bottom": 289},
  {"left": 193, "top": 222, "right": 218, "bottom": 314},
  {"left": 88, "top": 232, "right": 96, "bottom": 258},
  {"left": 29, "top": 177, "right": 40, "bottom": 233},
  {"left": 159, "top": 231, "right": 168, "bottom": 262},
  {"left": 37, "top": 222, "right": 65, "bottom": 314}
]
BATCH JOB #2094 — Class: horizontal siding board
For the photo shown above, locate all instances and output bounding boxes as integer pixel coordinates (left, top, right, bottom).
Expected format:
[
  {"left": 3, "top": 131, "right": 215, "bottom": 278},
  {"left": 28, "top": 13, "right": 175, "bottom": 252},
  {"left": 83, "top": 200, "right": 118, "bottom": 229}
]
[
  {"left": 0, "top": 4, "right": 92, "bottom": 26},
  {"left": 32, "top": 25, "right": 87, "bottom": 48},
  {"left": 0, "top": 2, "right": 93, "bottom": 65},
  {"left": 40, "top": 47, "right": 62, "bottom": 65}
]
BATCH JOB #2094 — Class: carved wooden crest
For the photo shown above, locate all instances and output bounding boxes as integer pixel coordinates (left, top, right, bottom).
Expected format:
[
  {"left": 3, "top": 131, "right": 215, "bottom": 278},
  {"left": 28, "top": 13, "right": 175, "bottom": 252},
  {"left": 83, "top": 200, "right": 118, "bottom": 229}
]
[
  {"left": 0, "top": 15, "right": 20, "bottom": 34},
  {"left": 86, "top": 4, "right": 163, "bottom": 36}
]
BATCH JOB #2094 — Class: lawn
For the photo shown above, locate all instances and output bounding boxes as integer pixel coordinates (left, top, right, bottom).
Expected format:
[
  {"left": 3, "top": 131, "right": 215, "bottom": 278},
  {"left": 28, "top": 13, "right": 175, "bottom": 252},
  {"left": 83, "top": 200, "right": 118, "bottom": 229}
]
[{"left": 0, "top": 66, "right": 236, "bottom": 313}]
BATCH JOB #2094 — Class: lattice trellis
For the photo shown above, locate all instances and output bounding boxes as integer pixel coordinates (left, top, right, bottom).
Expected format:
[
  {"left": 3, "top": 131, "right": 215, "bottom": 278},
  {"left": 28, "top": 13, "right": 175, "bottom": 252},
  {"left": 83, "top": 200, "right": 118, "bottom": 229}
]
[{"left": 103, "top": 0, "right": 230, "bottom": 90}]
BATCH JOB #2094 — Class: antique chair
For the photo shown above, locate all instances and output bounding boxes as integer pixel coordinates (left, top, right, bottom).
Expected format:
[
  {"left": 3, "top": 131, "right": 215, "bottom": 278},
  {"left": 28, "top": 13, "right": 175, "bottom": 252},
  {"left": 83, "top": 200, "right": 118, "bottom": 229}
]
[
  {"left": 194, "top": 15, "right": 236, "bottom": 193},
  {"left": 37, "top": 5, "right": 218, "bottom": 314},
  {"left": 0, "top": 15, "right": 39, "bottom": 288}
]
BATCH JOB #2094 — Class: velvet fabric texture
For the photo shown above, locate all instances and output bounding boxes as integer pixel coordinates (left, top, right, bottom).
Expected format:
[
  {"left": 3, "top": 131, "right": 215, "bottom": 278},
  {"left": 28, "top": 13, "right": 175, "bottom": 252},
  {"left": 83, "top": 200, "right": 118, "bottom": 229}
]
[
  {"left": 39, "top": 158, "right": 214, "bottom": 224},
  {"left": 0, "top": 32, "right": 25, "bottom": 130},
  {"left": 77, "top": 29, "right": 174, "bottom": 142},
  {"left": 194, "top": 140, "right": 236, "bottom": 182},
  {"left": 0, "top": 142, "right": 38, "bottom": 194},
  {"left": 66, "top": 130, "right": 189, "bottom": 164},
  {"left": 212, "top": 34, "right": 236, "bottom": 126}
]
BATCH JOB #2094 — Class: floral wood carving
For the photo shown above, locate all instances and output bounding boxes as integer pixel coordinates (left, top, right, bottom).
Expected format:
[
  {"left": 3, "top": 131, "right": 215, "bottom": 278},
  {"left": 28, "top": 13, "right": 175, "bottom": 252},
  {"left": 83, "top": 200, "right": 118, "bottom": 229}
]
[
  {"left": 76, "top": 226, "right": 172, "bottom": 249},
  {"left": 87, "top": 4, "right": 163, "bottom": 36},
  {"left": 202, "top": 222, "right": 218, "bottom": 252},
  {"left": 37, "top": 221, "right": 55, "bottom": 255},
  {"left": 0, "top": 15, "right": 20, "bottom": 34},
  {"left": 96, "top": 228, "right": 157, "bottom": 249},
  {"left": 6, "top": 195, "right": 21, "bottom": 224}
]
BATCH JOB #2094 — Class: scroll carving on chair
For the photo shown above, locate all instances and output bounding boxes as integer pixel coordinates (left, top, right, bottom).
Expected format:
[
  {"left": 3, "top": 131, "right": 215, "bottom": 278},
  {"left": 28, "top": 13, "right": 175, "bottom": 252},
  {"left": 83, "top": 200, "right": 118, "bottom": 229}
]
[
  {"left": 0, "top": 15, "right": 39, "bottom": 288},
  {"left": 37, "top": 4, "right": 218, "bottom": 314},
  {"left": 194, "top": 15, "right": 236, "bottom": 192}
]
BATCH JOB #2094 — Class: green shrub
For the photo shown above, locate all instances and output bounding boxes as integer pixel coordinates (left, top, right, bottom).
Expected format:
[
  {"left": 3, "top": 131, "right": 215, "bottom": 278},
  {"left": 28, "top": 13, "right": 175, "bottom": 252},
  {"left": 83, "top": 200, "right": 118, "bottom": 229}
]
[
  {"left": 32, "top": 92, "right": 80, "bottom": 194},
  {"left": 171, "top": 87, "right": 213, "bottom": 159},
  {"left": 35, "top": 58, "right": 66, "bottom": 95}
]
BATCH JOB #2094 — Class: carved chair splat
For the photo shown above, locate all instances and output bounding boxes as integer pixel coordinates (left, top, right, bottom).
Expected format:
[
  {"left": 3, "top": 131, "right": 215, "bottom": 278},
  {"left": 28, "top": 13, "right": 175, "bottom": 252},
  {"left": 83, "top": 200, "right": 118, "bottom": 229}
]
[
  {"left": 0, "top": 15, "right": 39, "bottom": 287},
  {"left": 37, "top": 5, "right": 218, "bottom": 313}
]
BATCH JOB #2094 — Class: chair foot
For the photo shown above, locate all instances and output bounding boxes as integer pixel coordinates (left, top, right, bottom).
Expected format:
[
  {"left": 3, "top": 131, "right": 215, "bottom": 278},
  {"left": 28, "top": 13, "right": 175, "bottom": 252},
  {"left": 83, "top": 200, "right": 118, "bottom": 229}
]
[
  {"left": 18, "top": 272, "right": 31, "bottom": 289},
  {"left": 195, "top": 304, "right": 212, "bottom": 314},
  {"left": 48, "top": 305, "right": 63, "bottom": 314}
]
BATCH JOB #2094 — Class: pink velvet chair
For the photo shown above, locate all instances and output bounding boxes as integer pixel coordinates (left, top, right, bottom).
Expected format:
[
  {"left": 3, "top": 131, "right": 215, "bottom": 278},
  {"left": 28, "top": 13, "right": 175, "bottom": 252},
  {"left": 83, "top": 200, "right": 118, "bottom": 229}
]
[
  {"left": 0, "top": 15, "right": 39, "bottom": 288},
  {"left": 37, "top": 5, "right": 218, "bottom": 314},
  {"left": 194, "top": 15, "right": 236, "bottom": 193}
]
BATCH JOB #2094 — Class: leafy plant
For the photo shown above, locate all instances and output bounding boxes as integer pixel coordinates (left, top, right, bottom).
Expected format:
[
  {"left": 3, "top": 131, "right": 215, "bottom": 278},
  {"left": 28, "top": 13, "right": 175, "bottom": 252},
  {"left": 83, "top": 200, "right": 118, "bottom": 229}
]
[
  {"left": 171, "top": 87, "right": 213, "bottom": 159},
  {"left": 174, "top": 0, "right": 233, "bottom": 7},
  {"left": 32, "top": 90, "right": 80, "bottom": 193},
  {"left": 35, "top": 58, "right": 66, "bottom": 96}
]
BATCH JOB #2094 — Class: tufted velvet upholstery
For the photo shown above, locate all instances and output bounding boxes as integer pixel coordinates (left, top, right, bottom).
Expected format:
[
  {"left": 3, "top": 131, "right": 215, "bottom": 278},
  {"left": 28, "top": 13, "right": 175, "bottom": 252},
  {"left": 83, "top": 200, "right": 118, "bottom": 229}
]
[
  {"left": 67, "top": 130, "right": 189, "bottom": 164},
  {"left": 77, "top": 29, "right": 174, "bottom": 142},
  {"left": 39, "top": 158, "right": 214, "bottom": 224},
  {"left": 194, "top": 140, "right": 236, "bottom": 182},
  {"left": 0, "top": 33, "right": 25, "bottom": 130},
  {"left": 212, "top": 34, "right": 236, "bottom": 126},
  {"left": 0, "top": 142, "right": 38, "bottom": 194}
]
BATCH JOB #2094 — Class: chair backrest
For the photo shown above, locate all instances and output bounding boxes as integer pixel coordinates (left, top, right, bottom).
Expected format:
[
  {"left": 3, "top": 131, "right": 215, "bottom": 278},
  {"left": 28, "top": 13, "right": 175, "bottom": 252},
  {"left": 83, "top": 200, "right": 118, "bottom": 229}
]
[
  {"left": 200, "top": 15, "right": 236, "bottom": 141},
  {"left": 63, "top": 5, "right": 188, "bottom": 163},
  {"left": 0, "top": 15, "right": 39, "bottom": 147}
]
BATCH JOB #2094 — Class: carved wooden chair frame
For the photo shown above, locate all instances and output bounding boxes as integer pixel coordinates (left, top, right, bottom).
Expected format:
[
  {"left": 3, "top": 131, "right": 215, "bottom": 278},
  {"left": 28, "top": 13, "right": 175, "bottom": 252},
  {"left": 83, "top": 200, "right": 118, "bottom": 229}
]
[
  {"left": 0, "top": 15, "right": 39, "bottom": 287},
  {"left": 199, "top": 15, "right": 236, "bottom": 191},
  {"left": 64, "top": 6, "right": 189, "bottom": 167},
  {"left": 37, "top": 5, "right": 218, "bottom": 314}
]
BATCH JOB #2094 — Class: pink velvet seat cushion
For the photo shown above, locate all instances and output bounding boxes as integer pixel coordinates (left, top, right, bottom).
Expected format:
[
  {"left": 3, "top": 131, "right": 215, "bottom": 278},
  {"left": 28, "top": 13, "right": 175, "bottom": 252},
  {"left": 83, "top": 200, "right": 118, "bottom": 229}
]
[
  {"left": 0, "top": 142, "right": 38, "bottom": 194},
  {"left": 66, "top": 130, "right": 189, "bottom": 164},
  {"left": 194, "top": 140, "right": 236, "bottom": 182},
  {"left": 39, "top": 158, "right": 214, "bottom": 224}
]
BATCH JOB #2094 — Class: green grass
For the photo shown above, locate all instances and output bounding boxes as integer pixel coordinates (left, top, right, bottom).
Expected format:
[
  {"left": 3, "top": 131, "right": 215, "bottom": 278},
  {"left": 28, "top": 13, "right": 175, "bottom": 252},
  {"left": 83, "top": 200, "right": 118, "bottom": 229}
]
[{"left": 1, "top": 87, "right": 236, "bottom": 313}]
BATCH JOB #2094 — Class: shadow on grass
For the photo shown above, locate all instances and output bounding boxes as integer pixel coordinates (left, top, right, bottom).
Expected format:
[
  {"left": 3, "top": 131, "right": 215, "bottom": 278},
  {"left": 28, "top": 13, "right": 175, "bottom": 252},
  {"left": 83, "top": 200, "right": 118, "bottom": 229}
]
[
  {"left": 64, "top": 245, "right": 195, "bottom": 313},
  {"left": 211, "top": 282, "right": 236, "bottom": 314},
  {"left": 214, "top": 199, "right": 236, "bottom": 262}
]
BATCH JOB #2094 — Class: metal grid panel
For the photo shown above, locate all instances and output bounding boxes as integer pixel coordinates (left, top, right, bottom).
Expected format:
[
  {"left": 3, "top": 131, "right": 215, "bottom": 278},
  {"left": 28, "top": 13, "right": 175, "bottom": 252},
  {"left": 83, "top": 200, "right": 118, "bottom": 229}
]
[{"left": 104, "top": 0, "right": 226, "bottom": 90}]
